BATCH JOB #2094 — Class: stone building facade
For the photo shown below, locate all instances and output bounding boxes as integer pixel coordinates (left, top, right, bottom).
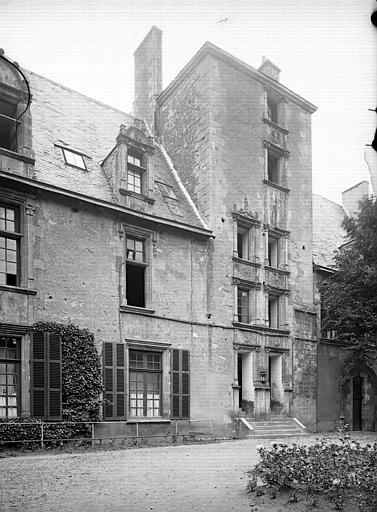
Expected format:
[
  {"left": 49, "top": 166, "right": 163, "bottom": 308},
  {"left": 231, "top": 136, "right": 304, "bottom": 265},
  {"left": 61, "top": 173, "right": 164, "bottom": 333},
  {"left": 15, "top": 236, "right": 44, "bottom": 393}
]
[
  {"left": 0, "top": 27, "right": 320, "bottom": 432},
  {"left": 136, "top": 27, "right": 318, "bottom": 429}
]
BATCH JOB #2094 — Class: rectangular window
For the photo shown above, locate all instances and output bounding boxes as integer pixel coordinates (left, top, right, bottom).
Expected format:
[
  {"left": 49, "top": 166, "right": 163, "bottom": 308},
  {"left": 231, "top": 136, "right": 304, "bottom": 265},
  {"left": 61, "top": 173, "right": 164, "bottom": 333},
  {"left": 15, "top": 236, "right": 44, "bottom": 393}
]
[
  {"left": 268, "top": 295, "right": 280, "bottom": 329},
  {"left": 127, "top": 152, "right": 144, "bottom": 194},
  {"left": 268, "top": 235, "right": 280, "bottom": 268},
  {"left": 237, "top": 288, "right": 250, "bottom": 323},
  {"left": 0, "top": 337, "right": 20, "bottom": 418},
  {"left": 129, "top": 350, "right": 161, "bottom": 417},
  {"left": 62, "top": 148, "right": 86, "bottom": 170},
  {"left": 127, "top": 169, "right": 142, "bottom": 194},
  {"left": 237, "top": 226, "right": 249, "bottom": 260},
  {"left": 126, "top": 236, "right": 146, "bottom": 308},
  {"left": 267, "top": 95, "right": 279, "bottom": 124},
  {"left": 0, "top": 99, "right": 18, "bottom": 152},
  {"left": 267, "top": 153, "right": 280, "bottom": 184},
  {"left": 0, "top": 204, "right": 20, "bottom": 286},
  {"left": 127, "top": 154, "right": 142, "bottom": 167}
]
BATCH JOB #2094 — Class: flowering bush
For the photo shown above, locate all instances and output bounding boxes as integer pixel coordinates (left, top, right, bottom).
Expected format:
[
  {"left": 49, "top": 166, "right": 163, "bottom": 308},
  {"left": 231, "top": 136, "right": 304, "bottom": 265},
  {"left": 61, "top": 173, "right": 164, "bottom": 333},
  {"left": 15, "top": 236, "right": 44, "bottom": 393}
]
[{"left": 247, "top": 436, "right": 377, "bottom": 510}]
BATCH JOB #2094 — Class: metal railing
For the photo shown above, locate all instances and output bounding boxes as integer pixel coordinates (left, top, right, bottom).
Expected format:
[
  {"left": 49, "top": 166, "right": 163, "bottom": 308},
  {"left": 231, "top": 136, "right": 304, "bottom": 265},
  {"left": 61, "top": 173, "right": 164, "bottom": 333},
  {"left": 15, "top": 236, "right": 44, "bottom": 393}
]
[{"left": 0, "top": 419, "right": 214, "bottom": 450}]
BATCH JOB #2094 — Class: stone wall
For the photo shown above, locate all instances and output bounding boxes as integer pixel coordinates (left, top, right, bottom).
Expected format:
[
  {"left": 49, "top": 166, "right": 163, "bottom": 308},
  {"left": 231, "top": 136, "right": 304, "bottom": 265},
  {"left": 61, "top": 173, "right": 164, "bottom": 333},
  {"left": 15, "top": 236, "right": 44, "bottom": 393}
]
[{"left": 292, "top": 339, "right": 317, "bottom": 430}]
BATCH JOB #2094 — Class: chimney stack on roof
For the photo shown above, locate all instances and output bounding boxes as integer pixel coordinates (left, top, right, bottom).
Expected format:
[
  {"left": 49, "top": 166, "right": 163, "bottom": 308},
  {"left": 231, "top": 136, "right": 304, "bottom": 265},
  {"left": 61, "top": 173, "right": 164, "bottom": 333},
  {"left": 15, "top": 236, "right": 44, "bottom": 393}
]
[
  {"left": 258, "top": 56, "right": 281, "bottom": 81},
  {"left": 133, "top": 26, "right": 163, "bottom": 134}
]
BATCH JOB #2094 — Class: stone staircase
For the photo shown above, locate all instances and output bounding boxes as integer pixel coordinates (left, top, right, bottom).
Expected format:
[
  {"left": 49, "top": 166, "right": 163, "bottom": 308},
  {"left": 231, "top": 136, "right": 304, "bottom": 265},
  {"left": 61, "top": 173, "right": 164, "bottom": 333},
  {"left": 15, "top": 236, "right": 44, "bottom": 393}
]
[{"left": 237, "top": 413, "right": 309, "bottom": 439}]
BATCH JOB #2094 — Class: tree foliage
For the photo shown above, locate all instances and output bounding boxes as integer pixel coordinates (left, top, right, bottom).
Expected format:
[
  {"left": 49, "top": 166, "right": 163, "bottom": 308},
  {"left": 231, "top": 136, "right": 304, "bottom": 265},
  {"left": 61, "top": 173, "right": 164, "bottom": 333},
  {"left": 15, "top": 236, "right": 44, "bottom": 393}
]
[
  {"left": 33, "top": 322, "right": 103, "bottom": 421},
  {"left": 319, "top": 196, "right": 377, "bottom": 366}
]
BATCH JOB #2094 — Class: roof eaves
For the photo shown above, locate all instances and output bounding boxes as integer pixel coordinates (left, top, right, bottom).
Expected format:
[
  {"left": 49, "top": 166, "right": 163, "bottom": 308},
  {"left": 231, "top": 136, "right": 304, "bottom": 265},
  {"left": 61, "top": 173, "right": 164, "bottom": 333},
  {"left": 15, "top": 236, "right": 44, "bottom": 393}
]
[{"left": 1, "top": 171, "right": 213, "bottom": 238}]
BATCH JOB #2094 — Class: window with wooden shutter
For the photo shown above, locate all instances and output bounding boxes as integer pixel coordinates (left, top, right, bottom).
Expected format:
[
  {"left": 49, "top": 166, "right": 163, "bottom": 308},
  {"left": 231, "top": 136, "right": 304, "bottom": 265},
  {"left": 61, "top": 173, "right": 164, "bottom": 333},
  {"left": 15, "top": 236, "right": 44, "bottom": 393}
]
[
  {"left": 171, "top": 349, "right": 190, "bottom": 419},
  {"left": 103, "top": 342, "right": 127, "bottom": 420},
  {"left": 31, "top": 331, "right": 62, "bottom": 420}
]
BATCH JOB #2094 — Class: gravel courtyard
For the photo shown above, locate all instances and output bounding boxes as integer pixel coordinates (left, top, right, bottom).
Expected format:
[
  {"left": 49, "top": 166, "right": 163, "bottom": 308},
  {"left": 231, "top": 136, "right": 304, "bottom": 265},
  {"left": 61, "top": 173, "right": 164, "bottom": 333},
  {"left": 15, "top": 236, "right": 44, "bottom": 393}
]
[{"left": 1, "top": 434, "right": 376, "bottom": 512}]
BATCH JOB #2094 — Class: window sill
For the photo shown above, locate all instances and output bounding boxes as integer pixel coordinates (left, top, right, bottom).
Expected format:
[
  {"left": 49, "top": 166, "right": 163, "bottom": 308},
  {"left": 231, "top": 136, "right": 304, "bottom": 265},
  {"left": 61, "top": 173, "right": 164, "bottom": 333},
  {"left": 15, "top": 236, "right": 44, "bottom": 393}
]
[
  {"left": 232, "top": 256, "right": 261, "bottom": 268},
  {"left": 263, "top": 117, "right": 289, "bottom": 134},
  {"left": 0, "top": 147, "right": 35, "bottom": 165},
  {"left": 265, "top": 265, "right": 290, "bottom": 275},
  {"left": 119, "top": 188, "right": 155, "bottom": 204},
  {"left": 120, "top": 305, "right": 155, "bottom": 315},
  {"left": 263, "top": 179, "right": 290, "bottom": 193},
  {"left": 233, "top": 322, "right": 290, "bottom": 335},
  {"left": 127, "top": 417, "right": 171, "bottom": 424},
  {"left": 0, "top": 285, "right": 37, "bottom": 295}
]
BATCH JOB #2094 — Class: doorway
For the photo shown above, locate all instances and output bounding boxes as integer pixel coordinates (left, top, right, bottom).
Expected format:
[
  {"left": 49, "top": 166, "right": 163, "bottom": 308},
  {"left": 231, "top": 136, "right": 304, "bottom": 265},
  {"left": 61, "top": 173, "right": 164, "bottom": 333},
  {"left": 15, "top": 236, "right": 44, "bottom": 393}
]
[
  {"left": 352, "top": 376, "right": 363, "bottom": 430},
  {"left": 268, "top": 354, "right": 284, "bottom": 414},
  {"left": 237, "top": 351, "right": 254, "bottom": 415}
]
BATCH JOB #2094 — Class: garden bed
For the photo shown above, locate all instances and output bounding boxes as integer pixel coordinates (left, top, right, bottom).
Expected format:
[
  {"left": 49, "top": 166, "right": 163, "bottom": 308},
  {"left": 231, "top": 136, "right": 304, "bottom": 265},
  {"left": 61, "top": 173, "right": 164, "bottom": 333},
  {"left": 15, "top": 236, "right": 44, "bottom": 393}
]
[{"left": 247, "top": 435, "right": 377, "bottom": 511}]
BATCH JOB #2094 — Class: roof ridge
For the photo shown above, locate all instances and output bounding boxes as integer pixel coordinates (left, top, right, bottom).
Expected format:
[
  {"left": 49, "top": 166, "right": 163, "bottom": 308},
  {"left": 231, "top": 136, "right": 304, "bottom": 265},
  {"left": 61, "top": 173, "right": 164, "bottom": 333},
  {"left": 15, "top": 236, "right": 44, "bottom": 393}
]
[{"left": 24, "top": 68, "right": 135, "bottom": 119}]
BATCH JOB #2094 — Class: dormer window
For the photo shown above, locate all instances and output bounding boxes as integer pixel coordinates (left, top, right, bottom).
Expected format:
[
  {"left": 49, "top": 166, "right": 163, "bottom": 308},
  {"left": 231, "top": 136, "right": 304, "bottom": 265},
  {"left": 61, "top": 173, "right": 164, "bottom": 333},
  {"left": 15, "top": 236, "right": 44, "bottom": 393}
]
[
  {"left": 127, "top": 152, "right": 145, "bottom": 195},
  {"left": 0, "top": 99, "right": 18, "bottom": 152},
  {"left": 62, "top": 148, "right": 86, "bottom": 170},
  {"left": 127, "top": 154, "right": 142, "bottom": 167}
]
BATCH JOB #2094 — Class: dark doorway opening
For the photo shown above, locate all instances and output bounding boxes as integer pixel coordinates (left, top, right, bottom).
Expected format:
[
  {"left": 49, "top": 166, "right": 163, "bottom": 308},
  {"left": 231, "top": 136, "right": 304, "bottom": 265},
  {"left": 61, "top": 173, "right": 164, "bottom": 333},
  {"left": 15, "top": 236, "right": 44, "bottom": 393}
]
[{"left": 353, "top": 376, "right": 363, "bottom": 430}]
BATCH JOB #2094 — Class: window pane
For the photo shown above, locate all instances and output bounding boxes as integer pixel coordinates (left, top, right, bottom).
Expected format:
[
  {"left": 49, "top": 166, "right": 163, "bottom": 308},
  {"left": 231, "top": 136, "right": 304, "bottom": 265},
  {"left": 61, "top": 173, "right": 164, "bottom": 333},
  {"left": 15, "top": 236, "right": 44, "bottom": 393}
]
[
  {"left": 0, "top": 339, "right": 19, "bottom": 418},
  {"left": 62, "top": 148, "right": 86, "bottom": 169},
  {"left": 6, "top": 249, "right": 16, "bottom": 262},
  {"left": 7, "top": 239, "right": 16, "bottom": 250}
]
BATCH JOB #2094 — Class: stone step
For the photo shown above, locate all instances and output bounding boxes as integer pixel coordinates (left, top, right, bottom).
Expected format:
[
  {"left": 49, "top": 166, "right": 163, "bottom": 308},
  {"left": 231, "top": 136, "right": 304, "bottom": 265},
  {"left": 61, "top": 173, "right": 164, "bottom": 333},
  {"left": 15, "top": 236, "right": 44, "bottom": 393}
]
[
  {"left": 251, "top": 430, "right": 303, "bottom": 435},
  {"left": 247, "top": 432, "right": 310, "bottom": 439},
  {"left": 251, "top": 425, "right": 301, "bottom": 431},
  {"left": 247, "top": 420, "right": 295, "bottom": 425}
]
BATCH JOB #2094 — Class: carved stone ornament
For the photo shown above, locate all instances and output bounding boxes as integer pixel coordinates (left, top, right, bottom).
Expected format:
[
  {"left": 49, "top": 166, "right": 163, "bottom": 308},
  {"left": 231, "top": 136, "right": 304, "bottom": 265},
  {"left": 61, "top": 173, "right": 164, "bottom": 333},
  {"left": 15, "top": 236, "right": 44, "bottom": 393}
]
[
  {"left": 25, "top": 204, "right": 35, "bottom": 216},
  {"left": 118, "top": 120, "right": 154, "bottom": 149},
  {"left": 271, "top": 129, "right": 282, "bottom": 145}
]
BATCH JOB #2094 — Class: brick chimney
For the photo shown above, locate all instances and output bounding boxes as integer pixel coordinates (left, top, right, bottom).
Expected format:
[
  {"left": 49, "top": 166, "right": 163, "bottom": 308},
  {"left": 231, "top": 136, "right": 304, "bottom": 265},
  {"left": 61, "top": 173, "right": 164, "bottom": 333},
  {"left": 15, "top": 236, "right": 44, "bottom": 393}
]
[
  {"left": 133, "top": 26, "right": 162, "bottom": 134},
  {"left": 258, "top": 56, "right": 280, "bottom": 81},
  {"left": 342, "top": 181, "right": 369, "bottom": 217}
]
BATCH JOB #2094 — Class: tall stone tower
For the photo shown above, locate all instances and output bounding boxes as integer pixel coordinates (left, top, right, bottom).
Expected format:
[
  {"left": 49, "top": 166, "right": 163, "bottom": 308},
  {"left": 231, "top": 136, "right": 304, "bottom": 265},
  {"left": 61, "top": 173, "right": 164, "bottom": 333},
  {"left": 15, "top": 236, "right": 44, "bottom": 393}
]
[{"left": 134, "top": 29, "right": 318, "bottom": 429}]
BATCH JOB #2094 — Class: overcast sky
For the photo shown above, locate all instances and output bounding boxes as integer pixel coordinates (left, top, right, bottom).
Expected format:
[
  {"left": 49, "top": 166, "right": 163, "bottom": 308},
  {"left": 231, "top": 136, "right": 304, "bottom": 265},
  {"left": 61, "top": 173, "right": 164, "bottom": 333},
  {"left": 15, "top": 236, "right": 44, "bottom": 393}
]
[{"left": 1, "top": 0, "right": 376, "bottom": 203}]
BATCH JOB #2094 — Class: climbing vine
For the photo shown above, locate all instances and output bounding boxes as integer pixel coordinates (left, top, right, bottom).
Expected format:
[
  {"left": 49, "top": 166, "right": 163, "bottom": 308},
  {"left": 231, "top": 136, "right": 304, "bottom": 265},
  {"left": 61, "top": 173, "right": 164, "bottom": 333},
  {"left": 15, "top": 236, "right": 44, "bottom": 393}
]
[{"left": 33, "top": 322, "right": 103, "bottom": 421}]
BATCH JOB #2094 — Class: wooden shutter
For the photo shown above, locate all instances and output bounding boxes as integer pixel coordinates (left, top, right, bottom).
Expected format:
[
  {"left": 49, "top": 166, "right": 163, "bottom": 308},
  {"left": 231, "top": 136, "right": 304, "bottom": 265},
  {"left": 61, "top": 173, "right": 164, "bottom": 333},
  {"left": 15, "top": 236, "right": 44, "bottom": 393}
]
[
  {"left": 31, "top": 331, "right": 62, "bottom": 420},
  {"left": 103, "top": 342, "right": 126, "bottom": 420},
  {"left": 171, "top": 349, "right": 190, "bottom": 419}
]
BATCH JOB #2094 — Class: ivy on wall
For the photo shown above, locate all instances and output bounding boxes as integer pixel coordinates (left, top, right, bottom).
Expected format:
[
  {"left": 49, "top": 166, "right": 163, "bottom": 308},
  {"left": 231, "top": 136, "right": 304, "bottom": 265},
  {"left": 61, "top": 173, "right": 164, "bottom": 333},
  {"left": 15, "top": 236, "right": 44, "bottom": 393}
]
[{"left": 33, "top": 322, "right": 103, "bottom": 421}]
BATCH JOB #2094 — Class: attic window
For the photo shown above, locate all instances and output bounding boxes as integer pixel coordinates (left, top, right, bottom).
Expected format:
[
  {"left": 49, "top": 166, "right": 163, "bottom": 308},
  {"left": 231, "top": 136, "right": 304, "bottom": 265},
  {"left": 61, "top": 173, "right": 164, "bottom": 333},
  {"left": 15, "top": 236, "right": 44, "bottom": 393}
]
[
  {"left": 157, "top": 182, "right": 177, "bottom": 200},
  {"left": 127, "top": 154, "right": 142, "bottom": 167},
  {"left": 0, "top": 99, "right": 18, "bottom": 152},
  {"left": 62, "top": 148, "right": 86, "bottom": 170}
]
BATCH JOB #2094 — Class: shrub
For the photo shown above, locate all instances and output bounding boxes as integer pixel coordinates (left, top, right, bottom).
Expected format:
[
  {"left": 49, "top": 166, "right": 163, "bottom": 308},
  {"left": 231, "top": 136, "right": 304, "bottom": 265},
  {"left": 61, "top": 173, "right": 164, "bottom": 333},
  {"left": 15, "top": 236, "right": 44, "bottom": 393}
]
[
  {"left": 247, "top": 436, "right": 377, "bottom": 509},
  {"left": 0, "top": 417, "right": 89, "bottom": 448}
]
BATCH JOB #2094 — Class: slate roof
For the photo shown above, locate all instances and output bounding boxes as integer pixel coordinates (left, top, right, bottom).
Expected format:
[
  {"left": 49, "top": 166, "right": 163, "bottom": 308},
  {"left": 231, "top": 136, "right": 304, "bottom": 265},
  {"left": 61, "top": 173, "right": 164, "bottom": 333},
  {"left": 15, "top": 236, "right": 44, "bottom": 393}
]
[
  {"left": 312, "top": 194, "right": 347, "bottom": 269},
  {"left": 25, "top": 70, "right": 209, "bottom": 232}
]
